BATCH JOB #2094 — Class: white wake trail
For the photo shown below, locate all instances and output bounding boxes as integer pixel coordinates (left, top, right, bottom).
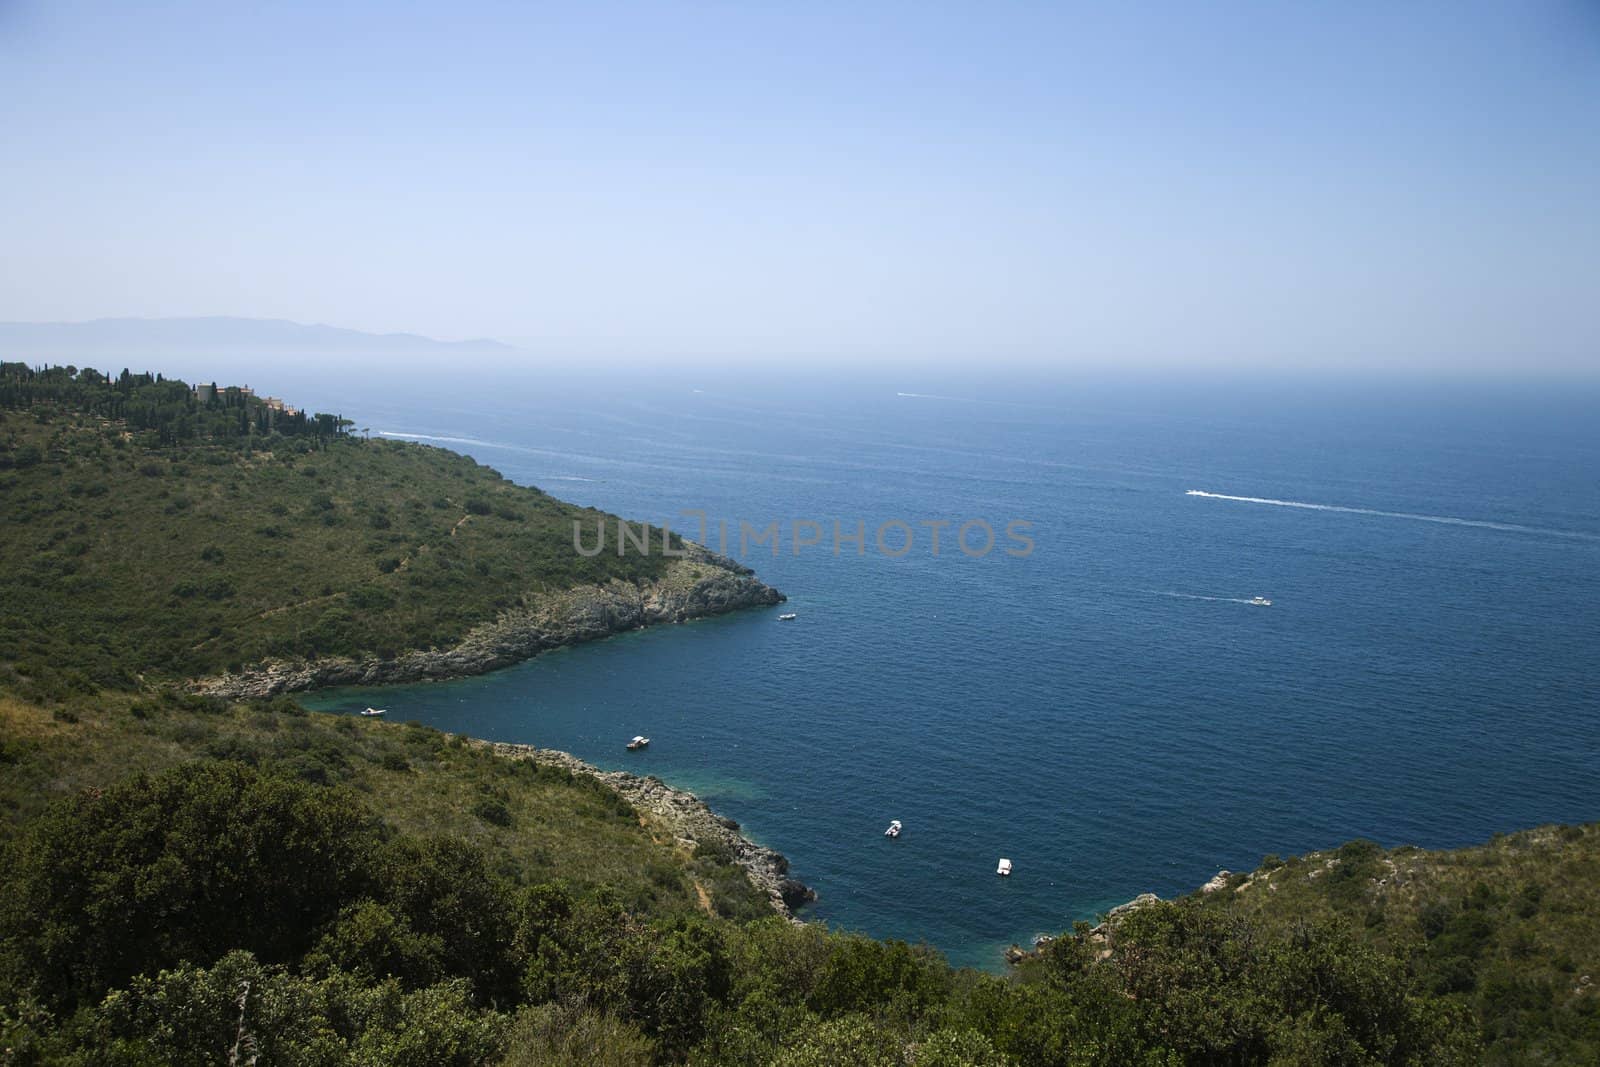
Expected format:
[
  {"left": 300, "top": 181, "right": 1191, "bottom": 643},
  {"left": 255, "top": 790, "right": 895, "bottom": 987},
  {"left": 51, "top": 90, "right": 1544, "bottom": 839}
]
[
  {"left": 896, "top": 391, "right": 978, "bottom": 402},
  {"left": 895, "top": 391, "right": 1043, "bottom": 408},
  {"left": 1151, "top": 591, "right": 1262, "bottom": 606},
  {"left": 377, "top": 430, "right": 500, "bottom": 448},
  {"left": 377, "top": 432, "right": 597, "bottom": 482},
  {"left": 1185, "top": 490, "right": 1599, "bottom": 542}
]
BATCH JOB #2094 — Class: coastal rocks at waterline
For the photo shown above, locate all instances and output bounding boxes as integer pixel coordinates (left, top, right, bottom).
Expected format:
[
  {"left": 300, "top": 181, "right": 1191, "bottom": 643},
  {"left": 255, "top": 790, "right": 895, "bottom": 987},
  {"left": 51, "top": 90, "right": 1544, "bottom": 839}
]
[
  {"left": 1100, "top": 891, "right": 1163, "bottom": 927},
  {"left": 193, "top": 546, "right": 783, "bottom": 699},
  {"left": 1008, "top": 891, "right": 1167, "bottom": 967},
  {"left": 1007, "top": 868, "right": 1247, "bottom": 965},
  {"left": 477, "top": 740, "right": 816, "bottom": 920}
]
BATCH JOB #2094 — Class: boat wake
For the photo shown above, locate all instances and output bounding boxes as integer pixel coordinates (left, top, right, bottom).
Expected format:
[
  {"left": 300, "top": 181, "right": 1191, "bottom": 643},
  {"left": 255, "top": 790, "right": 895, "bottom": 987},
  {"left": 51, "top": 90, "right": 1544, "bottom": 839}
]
[
  {"left": 378, "top": 430, "right": 502, "bottom": 448},
  {"left": 1152, "top": 591, "right": 1266, "bottom": 606},
  {"left": 896, "top": 391, "right": 981, "bottom": 403},
  {"left": 378, "top": 432, "right": 599, "bottom": 482},
  {"left": 1185, "top": 490, "right": 1599, "bottom": 542},
  {"left": 895, "top": 391, "right": 1041, "bottom": 408}
]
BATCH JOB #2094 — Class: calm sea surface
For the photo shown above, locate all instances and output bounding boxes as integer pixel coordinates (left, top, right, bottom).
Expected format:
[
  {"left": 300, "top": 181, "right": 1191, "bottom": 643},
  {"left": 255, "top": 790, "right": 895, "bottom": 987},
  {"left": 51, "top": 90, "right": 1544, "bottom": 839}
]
[{"left": 296, "top": 373, "right": 1600, "bottom": 970}]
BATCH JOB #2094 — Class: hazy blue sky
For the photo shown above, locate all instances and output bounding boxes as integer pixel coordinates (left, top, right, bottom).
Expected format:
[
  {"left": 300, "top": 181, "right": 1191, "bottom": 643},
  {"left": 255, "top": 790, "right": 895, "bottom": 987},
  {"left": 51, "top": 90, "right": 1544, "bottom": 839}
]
[{"left": 2, "top": 1, "right": 1597, "bottom": 375}]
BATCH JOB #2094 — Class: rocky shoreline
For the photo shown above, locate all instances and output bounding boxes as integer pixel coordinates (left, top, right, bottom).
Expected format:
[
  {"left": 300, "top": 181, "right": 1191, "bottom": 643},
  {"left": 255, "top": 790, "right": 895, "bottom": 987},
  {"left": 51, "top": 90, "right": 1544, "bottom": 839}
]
[
  {"left": 473, "top": 739, "right": 816, "bottom": 920},
  {"left": 189, "top": 540, "right": 806, "bottom": 915},
  {"left": 1004, "top": 872, "right": 1235, "bottom": 965},
  {"left": 194, "top": 544, "right": 783, "bottom": 699}
]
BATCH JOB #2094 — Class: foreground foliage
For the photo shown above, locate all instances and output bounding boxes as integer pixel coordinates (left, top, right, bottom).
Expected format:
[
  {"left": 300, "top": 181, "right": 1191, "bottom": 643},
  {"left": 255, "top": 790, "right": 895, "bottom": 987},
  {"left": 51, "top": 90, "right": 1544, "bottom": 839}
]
[
  {"left": 1189, "top": 832, "right": 1600, "bottom": 1064},
  {"left": 0, "top": 691, "right": 768, "bottom": 924},
  {"left": 0, "top": 729, "right": 1497, "bottom": 1065}
]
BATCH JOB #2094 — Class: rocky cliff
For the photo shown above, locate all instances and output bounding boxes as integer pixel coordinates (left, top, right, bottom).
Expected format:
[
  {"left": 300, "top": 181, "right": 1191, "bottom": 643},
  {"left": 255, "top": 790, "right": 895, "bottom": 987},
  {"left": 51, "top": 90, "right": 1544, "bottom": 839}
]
[
  {"left": 194, "top": 544, "right": 783, "bottom": 698},
  {"left": 477, "top": 739, "right": 816, "bottom": 919}
]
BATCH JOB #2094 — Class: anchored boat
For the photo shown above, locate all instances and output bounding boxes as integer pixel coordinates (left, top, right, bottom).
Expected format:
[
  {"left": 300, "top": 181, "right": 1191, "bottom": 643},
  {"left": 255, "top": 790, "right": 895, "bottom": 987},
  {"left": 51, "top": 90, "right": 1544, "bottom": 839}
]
[
  {"left": 360, "top": 707, "right": 387, "bottom": 717},
  {"left": 996, "top": 858, "right": 1013, "bottom": 876},
  {"left": 884, "top": 819, "right": 902, "bottom": 838},
  {"left": 627, "top": 735, "right": 650, "bottom": 751},
  {"left": 778, "top": 612, "right": 797, "bottom": 621}
]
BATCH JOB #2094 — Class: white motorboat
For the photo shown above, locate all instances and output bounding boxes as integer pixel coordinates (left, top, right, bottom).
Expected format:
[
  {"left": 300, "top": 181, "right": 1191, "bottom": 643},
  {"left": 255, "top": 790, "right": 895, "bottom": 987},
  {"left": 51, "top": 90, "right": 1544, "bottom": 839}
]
[
  {"left": 996, "top": 858, "right": 1013, "bottom": 877},
  {"left": 1249, "top": 596, "right": 1272, "bottom": 607},
  {"left": 360, "top": 707, "right": 387, "bottom": 717},
  {"left": 778, "top": 612, "right": 797, "bottom": 621},
  {"left": 627, "top": 735, "right": 650, "bottom": 751},
  {"left": 884, "top": 819, "right": 902, "bottom": 838}
]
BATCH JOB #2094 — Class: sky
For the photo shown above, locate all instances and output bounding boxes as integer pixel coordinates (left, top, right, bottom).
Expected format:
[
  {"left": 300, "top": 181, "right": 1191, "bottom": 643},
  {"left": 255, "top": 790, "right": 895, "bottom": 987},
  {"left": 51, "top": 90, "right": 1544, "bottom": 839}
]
[{"left": 1, "top": 1, "right": 1598, "bottom": 376}]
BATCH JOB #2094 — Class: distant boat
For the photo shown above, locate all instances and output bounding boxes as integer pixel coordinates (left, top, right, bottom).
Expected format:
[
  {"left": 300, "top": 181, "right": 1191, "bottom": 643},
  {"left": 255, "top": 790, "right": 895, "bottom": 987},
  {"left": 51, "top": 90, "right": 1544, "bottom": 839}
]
[
  {"left": 626, "top": 735, "right": 650, "bottom": 751},
  {"left": 884, "top": 819, "right": 902, "bottom": 838},
  {"left": 778, "top": 612, "right": 797, "bottom": 621},
  {"left": 1249, "top": 596, "right": 1272, "bottom": 607},
  {"left": 360, "top": 707, "right": 386, "bottom": 717},
  {"left": 997, "top": 858, "right": 1013, "bottom": 877}
]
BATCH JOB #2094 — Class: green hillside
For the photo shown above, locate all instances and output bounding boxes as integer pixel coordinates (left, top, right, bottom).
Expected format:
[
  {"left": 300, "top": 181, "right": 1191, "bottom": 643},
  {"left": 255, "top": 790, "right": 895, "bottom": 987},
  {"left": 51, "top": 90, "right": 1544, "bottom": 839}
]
[
  {"left": 0, "top": 691, "right": 770, "bottom": 924},
  {"left": 0, "top": 364, "right": 689, "bottom": 700},
  {"left": 1181, "top": 829, "right": 1600, "bottom": 1063}
]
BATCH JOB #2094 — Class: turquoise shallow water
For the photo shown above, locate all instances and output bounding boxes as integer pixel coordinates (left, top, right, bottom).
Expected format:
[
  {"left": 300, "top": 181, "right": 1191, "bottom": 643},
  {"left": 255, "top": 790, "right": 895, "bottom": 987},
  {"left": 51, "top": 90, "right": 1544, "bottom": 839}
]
[{"left": 301, "top": 373, "right": 1600, "bottom": 970}]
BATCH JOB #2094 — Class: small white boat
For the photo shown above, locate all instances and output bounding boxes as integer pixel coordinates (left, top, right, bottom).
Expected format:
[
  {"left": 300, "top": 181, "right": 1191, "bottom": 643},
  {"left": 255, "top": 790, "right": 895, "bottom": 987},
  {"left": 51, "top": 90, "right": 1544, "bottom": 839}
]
[
  {"left": 996, "top": 858, "right": 1013, "bottom": 877},
  {"left": 626, "top": 735, "right": 650, "bottom": 751},
  {"left": 1249, "top": 596, "right": 1272, "bottom": 607},
  {"left": 360, "top": 707, "right": 387, "bottom": 717},
  {"left": 778, "top": 612, "right": 797, "bottom": 621},
  {"left": 884, "top": 820, "right": 902, "bottom": 838}
]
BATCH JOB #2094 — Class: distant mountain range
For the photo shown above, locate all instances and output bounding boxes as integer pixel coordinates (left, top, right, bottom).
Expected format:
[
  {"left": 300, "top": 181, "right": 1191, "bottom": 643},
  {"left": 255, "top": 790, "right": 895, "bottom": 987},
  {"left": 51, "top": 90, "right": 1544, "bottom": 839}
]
[{"left": 0, "top": 317, "right": 520, "bottom": 361}]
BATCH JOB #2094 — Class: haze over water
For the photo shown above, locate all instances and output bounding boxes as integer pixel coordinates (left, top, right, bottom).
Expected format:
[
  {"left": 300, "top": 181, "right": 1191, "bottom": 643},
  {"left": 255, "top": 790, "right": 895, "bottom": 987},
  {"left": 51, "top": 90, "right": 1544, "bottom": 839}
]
[{"left": 305, "top": 373, "right": 1600, "bottom": 969}]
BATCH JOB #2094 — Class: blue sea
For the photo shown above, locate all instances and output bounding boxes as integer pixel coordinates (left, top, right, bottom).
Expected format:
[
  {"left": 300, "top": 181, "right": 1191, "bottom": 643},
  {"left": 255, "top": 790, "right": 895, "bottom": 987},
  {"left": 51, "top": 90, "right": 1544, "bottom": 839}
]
[{"left": 290, "top": 370, "right": 1600, "bottom": 970}]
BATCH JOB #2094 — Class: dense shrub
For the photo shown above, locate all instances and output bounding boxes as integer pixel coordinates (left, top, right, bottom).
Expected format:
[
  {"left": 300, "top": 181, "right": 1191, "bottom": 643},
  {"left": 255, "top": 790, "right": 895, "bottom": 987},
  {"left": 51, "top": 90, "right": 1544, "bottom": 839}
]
[
  {"left": 0, "top": 755, "right": 1492, "bottom": 1066},
  {"left": 87, "top": 951, "right": 502, "bottom": 1067},
  {"left": 0, "top": 762, "right": 383, "bottom": 1009}
]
